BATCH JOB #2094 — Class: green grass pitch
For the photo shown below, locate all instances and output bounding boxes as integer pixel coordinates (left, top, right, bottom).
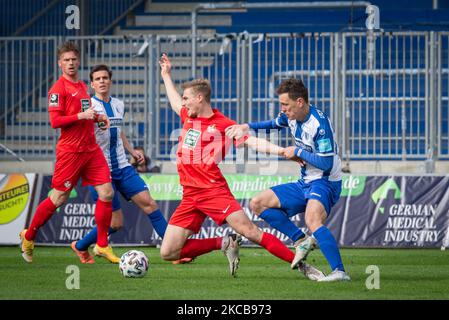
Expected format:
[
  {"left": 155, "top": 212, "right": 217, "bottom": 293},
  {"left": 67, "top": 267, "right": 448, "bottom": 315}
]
[{"left": 1, "top": 246, "right": 448, "bottom": 300}]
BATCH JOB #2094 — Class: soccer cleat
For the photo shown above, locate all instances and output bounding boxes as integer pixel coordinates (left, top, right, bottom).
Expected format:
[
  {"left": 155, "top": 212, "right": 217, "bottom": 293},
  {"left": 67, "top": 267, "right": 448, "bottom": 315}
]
[
  {"left": 318, "top": 269, "right": 351, "bottom": 282},
  {"left": 172, "top": 257, "right": 195, "bottom": 265},
  {"left": 19, "top": 229, "right": 34, "bottom": 263},
  {"left": 297, "top": 261, "right": 326, "bottom": 281},
  {"left": 291, "top": 235, "right": 317, "bottom": 269},
  {"left": 221, "top": 234, "right": 242, "bottom": 277},
  {"left": 71, "top": 241, "right": 95, "bottom": 264},
  {"left": 93, "top": 244, "right": 120, "bottom": 264}
]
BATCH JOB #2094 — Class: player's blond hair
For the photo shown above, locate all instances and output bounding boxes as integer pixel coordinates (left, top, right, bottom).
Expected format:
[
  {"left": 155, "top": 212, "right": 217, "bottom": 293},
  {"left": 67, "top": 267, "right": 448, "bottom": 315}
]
[
  {"left": 182, "top": 78, "right": 211, "bottom": 103},
  {"left": 57, "top": 41, "right": 80, "bottom": 60}
]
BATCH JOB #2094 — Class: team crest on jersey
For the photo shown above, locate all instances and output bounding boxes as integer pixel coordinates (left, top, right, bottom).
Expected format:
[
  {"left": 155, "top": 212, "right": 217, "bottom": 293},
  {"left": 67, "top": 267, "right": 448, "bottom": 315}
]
[
  {"left": 319, "top": 129, "right": 325, "bottom": 136},
  {"left": 49, "top": 93, "right": 59, "bottom": 107},
  {"left": 206, "top": 124, "right": 217, "bottom": 133},
  {"left": 64, "top": 181, "right": 72, "bottom": 189},
  {"left": 81, "top": 99, "right": 90, "bottom": 112}
]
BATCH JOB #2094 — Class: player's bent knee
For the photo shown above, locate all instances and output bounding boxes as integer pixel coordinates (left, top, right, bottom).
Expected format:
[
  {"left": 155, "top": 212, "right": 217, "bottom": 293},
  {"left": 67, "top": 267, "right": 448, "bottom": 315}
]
[
  {"left": 160, "top": 247, "right": 179, "bottom": 261},
  {"left": 50, "top": 191, "right": 70, "bottom": 207},
  {"left": 239, "top": 224, "right": 262, "bottom": 243}
]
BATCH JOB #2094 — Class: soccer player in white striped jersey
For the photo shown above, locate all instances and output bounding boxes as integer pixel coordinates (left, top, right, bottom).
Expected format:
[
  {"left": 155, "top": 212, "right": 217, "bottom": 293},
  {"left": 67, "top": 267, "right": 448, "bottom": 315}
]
[
  {"left": 226, "top": 78, "right": 350, "bottom": 282},
  {"left": 71, "top": 65, "right": 191, "bottom": 264}
]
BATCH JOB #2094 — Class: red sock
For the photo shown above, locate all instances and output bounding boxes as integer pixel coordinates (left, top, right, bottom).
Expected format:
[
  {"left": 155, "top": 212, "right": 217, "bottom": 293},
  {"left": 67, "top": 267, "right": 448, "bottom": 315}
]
[
  {"left": 95, "top": 199, "right": 112, "bottom": 248},
  {"left": 180, "top": 238, "right": 222, "bottom": 259},
  {"left": 25, "top": 198, "right": 57, "bottom": 240},
  {"left": 260, "top": 232, "right": 294, "bottom": 263}
]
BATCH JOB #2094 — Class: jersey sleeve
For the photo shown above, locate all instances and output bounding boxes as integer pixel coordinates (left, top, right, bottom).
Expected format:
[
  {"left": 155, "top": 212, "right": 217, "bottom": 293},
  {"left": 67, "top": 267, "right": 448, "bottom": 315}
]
[
  {"left": 48, "top": 83, "right": 66, "bottom": 112},
  {"left": 224, "top": 117, "right": 249, "bottom": 147},
  {"left": 273, "top": 112, "right": 289, "bottom": 128},
  {"left": 313, "top": 118, "right": 335, "bottom": 156},
  {"left": 180, "top": 107, "right": 188, "bottom": 124}
]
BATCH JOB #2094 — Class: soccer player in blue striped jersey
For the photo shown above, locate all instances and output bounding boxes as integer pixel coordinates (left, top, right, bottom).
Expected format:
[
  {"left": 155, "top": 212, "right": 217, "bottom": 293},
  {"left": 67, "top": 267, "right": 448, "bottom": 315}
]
[
  {"left": 70, "top": 65, "right": 190, "bottom": 264},
  {"left": 226, "top": 78, "right": 349, "bottom": 281}
]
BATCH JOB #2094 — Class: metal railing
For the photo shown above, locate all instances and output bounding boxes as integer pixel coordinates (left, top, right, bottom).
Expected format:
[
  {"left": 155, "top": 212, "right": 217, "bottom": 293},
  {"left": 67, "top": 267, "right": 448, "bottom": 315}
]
[
  {"left": 1, "top": 31, "right": 448, "bottom": 166},
  {"left": 2, "top": 0, "right": 141, "bottom": 37}
]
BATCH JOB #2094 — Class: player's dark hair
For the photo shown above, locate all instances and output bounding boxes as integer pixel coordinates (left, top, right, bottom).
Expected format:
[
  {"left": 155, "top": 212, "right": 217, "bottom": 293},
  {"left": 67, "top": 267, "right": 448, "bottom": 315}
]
[
  {"left": 57, "top": 41, "right": 80, "bottom": 60},
  {"left": 89, "top": 64, "right": 113, "bottom": 82},
  {"left": 276, "top": 78, "right": 309, "bottom": 103},
  {"left": 182, "top": 78, "right": 211, "bottom": 103}
]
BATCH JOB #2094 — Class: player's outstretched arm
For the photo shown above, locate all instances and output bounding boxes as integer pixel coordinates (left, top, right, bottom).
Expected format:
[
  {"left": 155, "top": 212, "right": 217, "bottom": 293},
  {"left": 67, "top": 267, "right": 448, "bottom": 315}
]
[
  {"left": 159, "top": 53, "right": 182, "bottom": 115},
  {"left": 49, "top": 107, "right": 96, "bottom": 129},
  {"left": 225, "top": 123, "right": 250, "bottom": 140},
  {"left": 283, "top": 146, "right": 332, "bottom": 170},
  {"left": 243, "top": 136, "right": 285, "bottom": 156}
]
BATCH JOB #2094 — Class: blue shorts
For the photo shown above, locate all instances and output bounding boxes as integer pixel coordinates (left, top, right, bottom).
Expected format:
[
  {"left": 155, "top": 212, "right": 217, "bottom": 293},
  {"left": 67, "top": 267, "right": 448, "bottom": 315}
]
[
  {"left": 271, "top": 179, "right": 342, "bottom": 217},
  {"left": 89, "top": 166, "right": 148, "bottom": 211}
]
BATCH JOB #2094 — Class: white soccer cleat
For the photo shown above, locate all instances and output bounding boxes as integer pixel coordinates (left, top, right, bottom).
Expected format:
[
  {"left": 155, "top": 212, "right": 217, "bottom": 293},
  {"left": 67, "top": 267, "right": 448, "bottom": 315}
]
[
  {"left": 221, "top": 234, "right": 242, "bottom": 277},
  {"left": 297, "top": 261, "right": 326, "bottom": 281},
  {"left": 317, "top": 269, "right": 351, "bottom": 282},
  {"left": 291, "top": 235, "right": 317, "bottom": 269}
]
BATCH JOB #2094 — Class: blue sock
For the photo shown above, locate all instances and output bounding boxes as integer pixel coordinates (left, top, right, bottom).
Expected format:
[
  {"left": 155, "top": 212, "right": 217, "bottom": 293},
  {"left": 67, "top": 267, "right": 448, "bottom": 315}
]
[
  {"left": 147, "top": 209, "right": 167, "bottom": 238},
  {"left": 259, "top": 208, "right": 305, "bottom": 242},
  {"left": 76, "top": 227, "right": 117, "bottom": 251},
  {"left": 313, "top": 225, "right": 345, "bottom": 272}
]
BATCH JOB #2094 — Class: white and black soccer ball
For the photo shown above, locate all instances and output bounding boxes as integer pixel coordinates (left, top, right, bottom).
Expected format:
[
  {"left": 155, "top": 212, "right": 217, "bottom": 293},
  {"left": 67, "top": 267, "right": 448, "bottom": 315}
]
[{"left": 119, "top": 250, "right": 149, "bottom": 278}]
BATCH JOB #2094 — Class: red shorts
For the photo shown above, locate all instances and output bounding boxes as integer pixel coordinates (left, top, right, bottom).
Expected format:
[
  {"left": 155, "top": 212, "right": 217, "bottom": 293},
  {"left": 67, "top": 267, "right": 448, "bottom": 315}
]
[
  {"left": 52, "top": 147, "right": 111, "bottom": 192},
  {"left": 169, "top": 185, "right": 242, "bottom": 233}
]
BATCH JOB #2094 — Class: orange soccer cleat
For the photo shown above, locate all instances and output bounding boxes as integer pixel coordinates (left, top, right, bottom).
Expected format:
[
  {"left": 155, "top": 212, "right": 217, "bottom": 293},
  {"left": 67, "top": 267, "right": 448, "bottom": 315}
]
[
  {"left": 172, "top": 257, "right": 194, "bottom": 265},
  {"left": 71, "top": 241, "right": 95, "bottom": 264}
]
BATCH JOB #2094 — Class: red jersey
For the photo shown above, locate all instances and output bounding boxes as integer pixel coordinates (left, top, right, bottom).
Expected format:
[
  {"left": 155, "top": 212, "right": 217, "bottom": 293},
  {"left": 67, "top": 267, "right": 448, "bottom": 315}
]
[
  {"left": 48, "top": 76, "right": 97, "bottom": 153},
  {"left": 177, "top": 107, "right": 247, "bottom": 189}
]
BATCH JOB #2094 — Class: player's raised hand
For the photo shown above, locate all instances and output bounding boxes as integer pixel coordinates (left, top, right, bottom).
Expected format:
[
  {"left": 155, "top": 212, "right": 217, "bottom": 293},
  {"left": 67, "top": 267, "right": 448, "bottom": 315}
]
[
  {"left": 225, "top": 124, "right": 249, "bottom": 139},
  {"left": 159, "top": 53, "right": 172, "bottom": 77},
  {"left": 97, "top": 114, "right": 110, "bottom": 130}
]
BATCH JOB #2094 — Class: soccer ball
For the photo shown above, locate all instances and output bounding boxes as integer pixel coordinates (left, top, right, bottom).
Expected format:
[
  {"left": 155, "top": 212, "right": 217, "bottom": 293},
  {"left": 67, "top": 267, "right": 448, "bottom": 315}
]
[{"left": 119, "top": 250, "right": 149, "bottom": 278}]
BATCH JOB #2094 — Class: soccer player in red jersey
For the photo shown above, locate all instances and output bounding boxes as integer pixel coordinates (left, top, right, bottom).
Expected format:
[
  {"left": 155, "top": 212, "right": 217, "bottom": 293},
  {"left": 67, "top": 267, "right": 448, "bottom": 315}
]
[
  {"left": 19, "top": 42, "right": 120, "bottom": 263},
  {"left": 158, "top": 54, "right": 324, "bottom": 279}
]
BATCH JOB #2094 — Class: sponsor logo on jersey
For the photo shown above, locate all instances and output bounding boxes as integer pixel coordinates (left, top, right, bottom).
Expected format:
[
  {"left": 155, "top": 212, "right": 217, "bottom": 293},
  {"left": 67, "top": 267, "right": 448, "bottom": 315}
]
[
  {"left": 319, "top": 129, "right": 326, "bottom": 136},
  {"left": 81, "top": 99, "right": 90, "bottom": 112},
  {"left": 317, "top": 138, "right": 332, "bottom": 153},
  {"left": 108, "top": 118, "right": 123, "bottom": 128},
  {"left": 182, "top": 128, "right": 201, "bottom": 150},
  {"left": 316, "top": 109, "right": 325, "bottom": 119},
  {"left": 49, "top": 93, "right": 59, "bottom": 107},
  {"left": 295, "top": 141, "right": 313, "bottom": 153}
]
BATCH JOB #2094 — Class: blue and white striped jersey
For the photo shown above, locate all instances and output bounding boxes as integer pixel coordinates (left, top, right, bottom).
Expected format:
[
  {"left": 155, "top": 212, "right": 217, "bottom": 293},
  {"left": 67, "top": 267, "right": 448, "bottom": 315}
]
[
  {"left": 273, "top": 105, "right": 342, "bottom": 183},
  {"left": 91, "top": 96, "right": 130, "bottom": 175}
]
